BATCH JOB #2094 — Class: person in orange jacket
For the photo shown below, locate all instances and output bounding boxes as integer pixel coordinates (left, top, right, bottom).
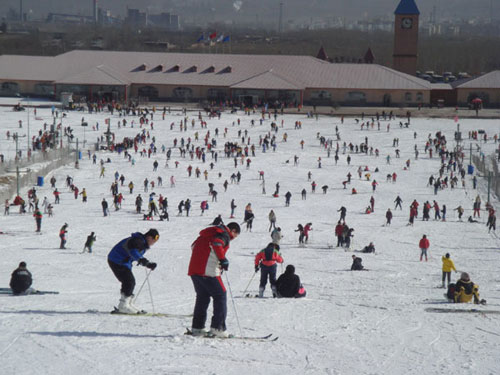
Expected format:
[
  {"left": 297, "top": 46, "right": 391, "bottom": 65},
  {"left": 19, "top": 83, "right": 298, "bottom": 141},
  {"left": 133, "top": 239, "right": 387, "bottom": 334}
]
[
  {"left": 254, "top": 243, "right": 283, "bottom": 298},
  {"left": 419, "top": 234, "right": 430, "bottom": 261}
]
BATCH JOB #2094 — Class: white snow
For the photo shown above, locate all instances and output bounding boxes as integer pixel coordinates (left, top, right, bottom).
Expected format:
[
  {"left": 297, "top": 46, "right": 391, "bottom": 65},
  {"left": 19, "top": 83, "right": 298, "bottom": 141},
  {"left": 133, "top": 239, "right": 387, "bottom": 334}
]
[{"left": 0, "top": 106, "right": 499, "bottom": 375}]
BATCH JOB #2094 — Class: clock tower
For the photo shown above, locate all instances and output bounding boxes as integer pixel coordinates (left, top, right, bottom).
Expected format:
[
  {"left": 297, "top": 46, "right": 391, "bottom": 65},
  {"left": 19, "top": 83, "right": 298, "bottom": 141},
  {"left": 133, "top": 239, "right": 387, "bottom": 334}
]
[{"left": 393, "top": 0, "right": 420, "bottom": 76}]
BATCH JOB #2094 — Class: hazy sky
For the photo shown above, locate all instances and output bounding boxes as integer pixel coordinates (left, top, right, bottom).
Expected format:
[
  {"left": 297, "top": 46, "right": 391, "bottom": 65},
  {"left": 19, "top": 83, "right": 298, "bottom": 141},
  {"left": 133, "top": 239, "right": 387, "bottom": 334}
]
[{"left": 1, "top": 0, "right": 495, "bottom": 22}]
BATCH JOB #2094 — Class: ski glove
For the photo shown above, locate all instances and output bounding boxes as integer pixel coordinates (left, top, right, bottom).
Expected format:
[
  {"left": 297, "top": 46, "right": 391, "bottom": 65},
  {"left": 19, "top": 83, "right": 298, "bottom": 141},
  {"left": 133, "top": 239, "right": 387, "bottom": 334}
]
[
  {"left": 255, "top": 265, "right": 260, "bottom": 273},
  {"left": 146, "top": 262, "right": 157, "bottom": 271},
  {"left": 220, "top": 258, "right": 229, "bottom": 271},
  {"left": 137, "top": 257, "right": 150, "bottom": 266}
]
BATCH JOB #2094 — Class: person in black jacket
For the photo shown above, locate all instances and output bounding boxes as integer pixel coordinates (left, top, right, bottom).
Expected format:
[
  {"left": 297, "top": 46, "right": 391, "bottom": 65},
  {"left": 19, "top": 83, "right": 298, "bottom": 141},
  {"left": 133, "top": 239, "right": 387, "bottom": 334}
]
[
  {"left": 351, "top": 255, "right": 364, "bottom": 270},
  {"left": 276, "top": 265, "right": 306, "bottom": 298},
  {"left": 10, "top": 262, "right": 33, "bottom": 295}
]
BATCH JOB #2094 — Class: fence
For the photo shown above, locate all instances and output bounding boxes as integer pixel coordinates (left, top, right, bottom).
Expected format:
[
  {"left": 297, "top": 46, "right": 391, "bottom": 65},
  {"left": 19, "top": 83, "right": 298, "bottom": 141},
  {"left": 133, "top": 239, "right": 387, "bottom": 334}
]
[
  {"left": 0, "top": 147, "right": 77, "bottom": 203},
  {"left": 472, "top": 153, "right": 500, "bottom": 202}
]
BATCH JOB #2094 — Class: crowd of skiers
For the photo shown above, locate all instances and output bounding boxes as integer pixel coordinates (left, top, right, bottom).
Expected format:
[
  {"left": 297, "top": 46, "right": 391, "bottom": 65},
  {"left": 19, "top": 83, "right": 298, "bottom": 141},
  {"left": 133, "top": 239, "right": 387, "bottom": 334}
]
[{"left": 4, "top": 103, "right": 498, "bottom": 343}]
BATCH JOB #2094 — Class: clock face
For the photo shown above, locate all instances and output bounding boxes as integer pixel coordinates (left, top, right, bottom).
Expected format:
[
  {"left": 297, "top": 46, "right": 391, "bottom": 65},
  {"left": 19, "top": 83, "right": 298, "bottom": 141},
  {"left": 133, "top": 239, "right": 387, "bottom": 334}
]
[{"left": 402, "top": 17, "right": 413, "bottom": 29}]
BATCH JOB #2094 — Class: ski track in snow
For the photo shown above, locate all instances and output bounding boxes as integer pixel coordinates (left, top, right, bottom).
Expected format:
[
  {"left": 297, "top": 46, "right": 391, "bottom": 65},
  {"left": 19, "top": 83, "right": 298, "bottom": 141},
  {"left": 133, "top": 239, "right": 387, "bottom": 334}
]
[{"left": 0, "top": 108, "right": 499, "bottom": 374}]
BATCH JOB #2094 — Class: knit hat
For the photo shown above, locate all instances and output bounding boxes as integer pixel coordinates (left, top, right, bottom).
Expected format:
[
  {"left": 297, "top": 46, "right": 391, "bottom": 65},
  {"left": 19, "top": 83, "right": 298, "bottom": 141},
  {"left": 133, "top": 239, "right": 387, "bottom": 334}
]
[
  {"left": 285, "top": 265, "right": 295, "bottom": 274},
  {"left": 461, "top": 272, "right": 470, "bottom": 281}
]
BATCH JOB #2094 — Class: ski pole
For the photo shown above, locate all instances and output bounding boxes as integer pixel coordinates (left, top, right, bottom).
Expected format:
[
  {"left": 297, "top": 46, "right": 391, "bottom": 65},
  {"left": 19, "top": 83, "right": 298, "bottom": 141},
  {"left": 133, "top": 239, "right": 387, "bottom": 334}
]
[
  {"left": 224, "top": 271, "right": 243, "bottom": 337},
  {"left": 134, "top": 269, "right": 152, "bottom": 302},
  {"left": 241, "top": 270, "right": 257, "bottom": 297},
  {"left": 145, "top": 268, "right": 156, "bottom": 314}
]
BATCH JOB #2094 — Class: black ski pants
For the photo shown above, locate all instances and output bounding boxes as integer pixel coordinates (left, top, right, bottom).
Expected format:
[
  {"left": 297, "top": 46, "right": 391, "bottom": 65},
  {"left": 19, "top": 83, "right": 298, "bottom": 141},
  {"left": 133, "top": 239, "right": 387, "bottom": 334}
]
[
  {"left": 108, "top": 260, "right": 136, "bottom": 297},
  {"left": 191, "top": 275, "right": 227, "bottom": 331},
  {"left": 259, "top": 264, "right": 278, "bottom": 289}
]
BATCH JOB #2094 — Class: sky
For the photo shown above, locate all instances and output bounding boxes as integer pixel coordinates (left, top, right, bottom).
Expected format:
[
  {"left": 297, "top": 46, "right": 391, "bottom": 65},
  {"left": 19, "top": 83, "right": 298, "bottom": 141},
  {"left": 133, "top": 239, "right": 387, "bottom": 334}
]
[{"left": 1, "top": 0, "right": 496, "bottom": 22}]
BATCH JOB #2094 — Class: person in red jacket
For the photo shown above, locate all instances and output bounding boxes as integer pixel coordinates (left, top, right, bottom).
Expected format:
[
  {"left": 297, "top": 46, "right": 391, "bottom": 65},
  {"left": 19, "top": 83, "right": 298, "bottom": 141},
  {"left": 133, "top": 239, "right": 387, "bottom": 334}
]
[
  {"left": 254, "top": 243, "right": 283, "bottom": 298},
  {"left": 419, "top": 234, "right": 430, "bottom": 261},
  {"left": 303, "top": 223, "right": 313, "bottom": 243},
  {"left": 188, "top": 222, "right": 240, "bottom": 338},
  {"left": 335, "top": 221, "right": 344, "bottom": 247}
]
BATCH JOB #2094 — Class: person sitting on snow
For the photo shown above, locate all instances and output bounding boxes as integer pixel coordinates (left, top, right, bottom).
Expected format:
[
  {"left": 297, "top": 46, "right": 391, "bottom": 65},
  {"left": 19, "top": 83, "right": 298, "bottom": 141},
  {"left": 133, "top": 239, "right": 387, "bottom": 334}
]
[
  {"left": 276, "top": 265, "right": 306, "bottom": 298},
  {"left": 362, "top": 242, "right": 375, "bottom": 253},
  {"left": 351, "top": 255, "right": 364, "bottom": 271},
  {"left": 10, "top": 262, "right": 34, "bottom": 295},
  {"left": 449, "top": 272, "right": 483, "bottom": 304}
]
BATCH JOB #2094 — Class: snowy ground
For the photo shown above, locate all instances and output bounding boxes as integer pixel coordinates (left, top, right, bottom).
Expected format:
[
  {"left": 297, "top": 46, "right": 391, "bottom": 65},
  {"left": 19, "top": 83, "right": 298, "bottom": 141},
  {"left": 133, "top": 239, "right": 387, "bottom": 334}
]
[{"left": 0, "top": 106, "right": 499, "bottom": 375}]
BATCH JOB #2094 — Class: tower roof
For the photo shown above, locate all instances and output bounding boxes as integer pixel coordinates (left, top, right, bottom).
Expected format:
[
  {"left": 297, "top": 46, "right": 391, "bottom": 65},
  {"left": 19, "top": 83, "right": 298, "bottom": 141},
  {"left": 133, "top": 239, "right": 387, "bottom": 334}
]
[
  {"left": 316, "top": 46, "right": 329, "bottom": 61},
  {"left": 364, "top": 48, "right": 375, "bottom": 64},
  {"left": 394, "top": 0, "right": 420, "bottom": 15}
]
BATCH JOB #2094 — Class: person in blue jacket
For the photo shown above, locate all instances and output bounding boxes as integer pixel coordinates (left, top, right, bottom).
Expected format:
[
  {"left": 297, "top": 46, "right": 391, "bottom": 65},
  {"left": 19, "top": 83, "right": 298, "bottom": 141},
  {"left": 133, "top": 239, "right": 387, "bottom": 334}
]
[{"left": 108, "top": 228, "right": 159, "bottom": 313}]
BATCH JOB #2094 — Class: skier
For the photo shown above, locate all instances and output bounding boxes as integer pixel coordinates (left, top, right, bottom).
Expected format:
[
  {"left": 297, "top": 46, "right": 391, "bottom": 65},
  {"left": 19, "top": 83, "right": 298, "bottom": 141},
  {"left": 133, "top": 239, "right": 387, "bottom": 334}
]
[
  {"left": 338, "top": 206, "right": 347, "bottom": 222},
  {"left": 284, "top": 191, "right": 292, "bottom": 206},
  {"left": 303, "top": 223, "right": 313, "bottom": 243},
  {"left": 271, "top": 227, "right": 282, "bottom": 245},
  {"left": 243, "top": 204, "right": 254, "bottom": 232},
  {"left": 487, "top": 213, "right": 496, "bottom": 232},
  {"left": 268, "top": 209, "right": 276, "bottom": 231},
  {"left": 419, "top": 234, "right": 430, "bottom": 261},
  {"left": 10, "top": 261, "right": 34, "bottom": 295},
  {"left": 101, "top": 198, "right": 109, "bottom": 217},
  {"left": 230, "top": 199, "right": 236, "bottom": 218},
  {"left": 455, "top": 205, "right": 464, "bottom": 221},
  {"left": 385, "top": 208, "right": 393, "bottom": 225},
  {"left": 59, "top": 223, "right": 68, "bottom": 249},
  {"left": 335, "top": 221, "right": 344, "bottom": 247},
  {"left": 135, "top": 195, "right": 143, "bottom": 213},
  {"left": 211, "top": 215, "right": 224, "bottom": 226},
  {"left": 254, "top": 242, "right": 284, "bottom": 298},
  {"left": 276, "top": 264, "right": 306, "bottom": 298},
  {"left": 394, "top": 195, "right": 403, "bottom": 210},
  {"left": 188, "top": 222, "right": 241, "bottom": 337},
  {"left": 83, "top": 232, "right": 97, "bottom": 253},
  {"left": 441, "top": 253, "right": 457, "bottom": 288},
  {"left": 33, "top": 208, "right": 42, "bottom": 232},
  {"left": 107, "top": 229, "right": 159, "bottom": 313},
  {"left": 295, "top": 224, "right": 305, "bottom": 244}
]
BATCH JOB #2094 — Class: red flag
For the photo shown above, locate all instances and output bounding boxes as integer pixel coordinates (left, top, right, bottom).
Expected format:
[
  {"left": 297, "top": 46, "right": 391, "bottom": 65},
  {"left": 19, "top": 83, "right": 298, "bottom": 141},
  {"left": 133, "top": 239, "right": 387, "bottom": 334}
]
[
  {"left": 209, "top": 32, "right": 217, "bottom": 40},
  {"left": 454, "top": 116, "right": 459, "bottom": 123}
]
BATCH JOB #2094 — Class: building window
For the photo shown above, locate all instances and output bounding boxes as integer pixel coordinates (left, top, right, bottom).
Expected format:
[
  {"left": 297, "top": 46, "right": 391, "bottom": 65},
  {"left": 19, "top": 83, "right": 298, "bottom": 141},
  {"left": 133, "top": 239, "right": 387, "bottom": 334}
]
[
  {"left": 416, "top": 92, "right": 423, "bottom": 102},
  {"left": 207, "top": 88, "right": 227, "bottom": 100},
  {"left": 346, "top": 91, "right": 366, "bottom": 103},
  {"left": 138, "top": 86, "right": 159, "bottom": 99},
  {"left": 35, "top": 83, "right": 54, "bottom": 96},
  {"left": 405, "top": 92, "right": 412, "bottom": 102},
  {"left": 1, "top": 82, "right": 19, "bottom": 93},
  {"left": 173, "top": 87, "right": 193, "bottom": 99},
  {"left": 311, "top": 90, "right": 332, "bottom": 100}
]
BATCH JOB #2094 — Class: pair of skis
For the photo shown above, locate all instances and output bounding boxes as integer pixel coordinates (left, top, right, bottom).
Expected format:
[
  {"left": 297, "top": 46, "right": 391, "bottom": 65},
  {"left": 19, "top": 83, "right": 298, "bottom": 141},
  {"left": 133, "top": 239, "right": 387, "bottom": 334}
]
[
  {"left": 109, "top": 309, "right": 277, "bottom": 341},
  {"left": 185, "top": 328, "right": 278, "bottom": 342}
]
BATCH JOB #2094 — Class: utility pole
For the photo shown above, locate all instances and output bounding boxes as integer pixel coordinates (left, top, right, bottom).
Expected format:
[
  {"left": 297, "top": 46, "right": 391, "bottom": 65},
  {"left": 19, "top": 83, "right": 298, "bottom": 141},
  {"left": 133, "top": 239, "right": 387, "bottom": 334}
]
[
  {"left": 27, "top": 97, "right": 30, "bottom": 160},
  {"left": 278, "top": 2, "right": 283, "bottom": 34}
]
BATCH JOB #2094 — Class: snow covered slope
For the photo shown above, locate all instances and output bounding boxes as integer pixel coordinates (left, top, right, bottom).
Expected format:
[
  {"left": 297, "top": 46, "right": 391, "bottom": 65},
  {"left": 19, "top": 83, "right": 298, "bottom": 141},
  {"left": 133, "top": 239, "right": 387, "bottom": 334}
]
[{"left": 0, "top": 107, "right": 499, "bottom": 375}]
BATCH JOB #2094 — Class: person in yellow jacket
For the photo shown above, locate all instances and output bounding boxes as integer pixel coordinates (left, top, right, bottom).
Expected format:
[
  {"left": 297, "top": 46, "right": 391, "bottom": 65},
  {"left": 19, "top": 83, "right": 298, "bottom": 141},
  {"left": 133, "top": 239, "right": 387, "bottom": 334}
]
[
  {"left": 453, "top": 272, "right": 481, "bottom": 304},
  {"left": 441, "top": 253, "right": 457, "bottom": 288}
]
